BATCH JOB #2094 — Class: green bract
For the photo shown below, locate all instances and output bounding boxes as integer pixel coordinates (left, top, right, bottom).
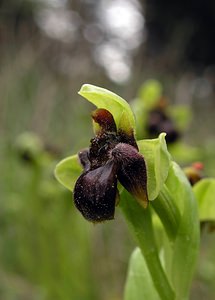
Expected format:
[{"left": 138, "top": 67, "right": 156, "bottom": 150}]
[
  {"left": 138, "top": 133, "right": 170, "bottom": 200},
  {"left": 54, "top": 155, "right": 82, "bottom": 192}
]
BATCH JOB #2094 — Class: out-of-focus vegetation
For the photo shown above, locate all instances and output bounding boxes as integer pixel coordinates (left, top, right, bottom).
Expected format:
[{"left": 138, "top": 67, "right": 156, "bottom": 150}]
[{"left": 1, "top": 0, "right": 215, "bottom": 299}]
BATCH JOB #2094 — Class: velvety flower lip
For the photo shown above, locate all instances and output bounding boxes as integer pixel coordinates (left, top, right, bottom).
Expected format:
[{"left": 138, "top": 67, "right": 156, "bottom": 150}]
[
  {"left": 73, "top": 108, "right": 148, "bottom": 222},
  {"left": 74, "top": 160, "right": 118, "bottom": 222}
]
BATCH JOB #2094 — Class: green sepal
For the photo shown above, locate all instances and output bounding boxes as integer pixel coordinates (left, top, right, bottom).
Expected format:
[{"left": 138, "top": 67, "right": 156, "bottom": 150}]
[
  {"left": 54, "top": 155, "right": 82, "bottom": 191},
  {"left": 193, "top": 178, "right": 215, "bottom": 222},
  {"left": 78, "top": 84, "right": 135, "bottom": 134},
  {"left": 138, "top": 133, "right": 171, "bottom": 200},
  {"left": 118, "top": 110, "right": 135, "bottom": 137}
]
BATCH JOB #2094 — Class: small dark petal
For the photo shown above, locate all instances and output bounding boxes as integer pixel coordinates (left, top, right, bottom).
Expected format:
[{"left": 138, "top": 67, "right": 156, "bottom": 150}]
[
  {"left": 74, "top": 160, "right": 118, "bottom": 222},
  {"left": 78, "top": 149, "right": 90, "bottom": 171},
  {"left": 91, "top": 108, "right": 117, "bottom": 133},
  {"left": 111, "top": 143, "right": 148, "bottom": 208}
]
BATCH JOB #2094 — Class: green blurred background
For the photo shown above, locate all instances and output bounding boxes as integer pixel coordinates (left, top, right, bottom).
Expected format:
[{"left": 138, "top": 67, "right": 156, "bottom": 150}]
[{"left": 1, "top": 0, "right": 215, "bottom": 299}]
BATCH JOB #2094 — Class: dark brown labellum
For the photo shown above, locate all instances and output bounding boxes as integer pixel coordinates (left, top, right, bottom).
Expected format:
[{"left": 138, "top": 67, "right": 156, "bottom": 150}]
[{"left": 74, "top": 160, "right": 118, "bottom": 222}]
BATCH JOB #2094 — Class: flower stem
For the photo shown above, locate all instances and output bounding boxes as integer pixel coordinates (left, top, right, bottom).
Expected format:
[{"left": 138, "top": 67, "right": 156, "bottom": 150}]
[
  {"left": 120, "top": 190, "right": 175, "bottom": 300},
  {"left": 151, "top": 184, "right": 181, "bottom": 241}
]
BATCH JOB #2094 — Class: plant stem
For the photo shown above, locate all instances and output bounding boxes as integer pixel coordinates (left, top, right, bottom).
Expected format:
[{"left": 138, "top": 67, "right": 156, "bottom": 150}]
[
  {"left": 120, "top": 190, "right": 175, "bottom": 300},
  {"left": 152, "top": 184, "right": 181, "bottom": 241}
]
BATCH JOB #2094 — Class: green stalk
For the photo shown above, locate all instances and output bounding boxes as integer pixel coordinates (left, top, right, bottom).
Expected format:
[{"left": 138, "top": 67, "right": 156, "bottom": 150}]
[
  {"left": 152, "top": 184, "right": 181, "bottom": 241},
  {"left": 167, "top": 163, "right": 200, "bottom": 300},
  {"left": 120, "top": 190, "right": 175, "bottom": 300}
]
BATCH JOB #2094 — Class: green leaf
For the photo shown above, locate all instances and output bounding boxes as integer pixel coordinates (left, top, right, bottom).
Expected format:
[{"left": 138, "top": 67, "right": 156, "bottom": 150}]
[
  {"left": 193, "top": 178, "right": 215, "bottom": 221},
  {"left": 78, "top": 84, "right": 135, "bottom": 133},
  {"left": 54, "top": 155, "right": 82, "bottom": 191},
  {"left": 165, "top": 162, "right": 200, "bottom": 300},
  {"left": 124, "top": 248, "right": 160, "bottom": 300},
  {"left": 138, "top": 133, "right": 171, "bottom": 200}
]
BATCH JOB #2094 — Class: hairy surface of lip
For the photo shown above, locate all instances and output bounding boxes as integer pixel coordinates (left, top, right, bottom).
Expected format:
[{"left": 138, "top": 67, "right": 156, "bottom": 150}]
[
  {"left": 111, "top": 143, "right": 148, "bottom": 208},
  {"left": 74, "top": 160, "right": 118, "bottom": 222}
]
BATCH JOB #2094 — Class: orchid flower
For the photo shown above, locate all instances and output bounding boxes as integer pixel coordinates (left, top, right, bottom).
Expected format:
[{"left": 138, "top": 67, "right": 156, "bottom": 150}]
[{"left": 55, "top": 84, "right": 170, "bottom": 222}]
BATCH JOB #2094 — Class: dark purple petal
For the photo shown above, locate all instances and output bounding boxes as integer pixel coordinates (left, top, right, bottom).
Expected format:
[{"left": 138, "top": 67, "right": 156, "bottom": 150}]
[
  {"left": 74, "top": 160, "right": 118, "bottom": 222},
  {"left": 111, "top": 143, "right": 148, "bottom": 208},
  {"left": 78, "top": 149, "right": 90, "bottom": 171}
]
